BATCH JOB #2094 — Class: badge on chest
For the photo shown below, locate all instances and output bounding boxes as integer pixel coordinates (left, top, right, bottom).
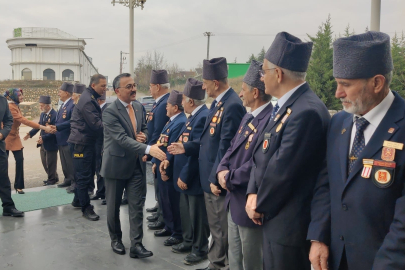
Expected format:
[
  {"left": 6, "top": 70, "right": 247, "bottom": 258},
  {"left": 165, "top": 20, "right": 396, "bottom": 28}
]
[{"left": 262, "top": 133, "right": 271, "bottom": 153}]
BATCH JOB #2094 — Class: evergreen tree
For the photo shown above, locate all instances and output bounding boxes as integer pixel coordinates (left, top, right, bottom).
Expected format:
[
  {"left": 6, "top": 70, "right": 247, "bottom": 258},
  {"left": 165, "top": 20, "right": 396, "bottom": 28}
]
[
  {"left": 257, "top": 47, "right": 266, "bottom": 62},
  {"left": 391, "top": 33, "right": 405, "bottom": 96},
  {"left": 343, "top": 24, "right": 355, "bottom": 37},
  {"left": 307, "top": 15, "right": 340, "bottom": 110},
  {"left": 247, "top": 53, "right": 256, "bottom": 63}
]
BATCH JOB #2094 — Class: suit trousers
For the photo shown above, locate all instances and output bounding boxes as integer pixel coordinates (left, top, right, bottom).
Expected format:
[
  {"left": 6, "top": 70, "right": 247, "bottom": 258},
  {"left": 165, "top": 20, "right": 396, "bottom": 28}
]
[
  {"left": 204, "top": 192, "right": 229, "bottom": 270},
  {"left": 6, "top": 150, "right": 24, "bottom": 189},
  {"left": 228, "top": 211, "right": 263, "bottom": 270},
  {"left": 153, "top": 174, "right": 164, "bottom": 222},
  {"left": 180, "top": 193, "right": 210, "bottom": 256},
  {"left": 94, "top": 148, "right": 105, "bottom": 198},
  {"left": 58, "top": 145, "right": 74, "bottom": 186},
  {"left": 262, "top": 220, "right": 311, "bottom": 270},
  {"left": 40, "top": 145, "right": 58, "bottom": 182},
  {"left": 105, "top": 165, "right": 146, "bottom": 246},
  {"left": 158, "top": 177, "right": 182, "bottom": 239},
  {"left": 0, "top": 149, "right": 15, "bottom": 208}
]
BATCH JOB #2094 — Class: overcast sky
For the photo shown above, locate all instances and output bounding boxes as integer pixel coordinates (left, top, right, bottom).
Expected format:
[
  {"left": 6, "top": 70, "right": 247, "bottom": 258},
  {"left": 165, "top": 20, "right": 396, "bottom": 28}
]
[{"left": 0, "top": 0, "right": 404, "bottom": 83}]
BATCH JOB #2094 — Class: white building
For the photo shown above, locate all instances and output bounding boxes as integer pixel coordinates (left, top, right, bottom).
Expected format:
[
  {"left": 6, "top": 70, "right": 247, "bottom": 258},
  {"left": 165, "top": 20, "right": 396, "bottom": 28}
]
[{"left": 6, "top": 27, "right": 99, "bottom": 84}]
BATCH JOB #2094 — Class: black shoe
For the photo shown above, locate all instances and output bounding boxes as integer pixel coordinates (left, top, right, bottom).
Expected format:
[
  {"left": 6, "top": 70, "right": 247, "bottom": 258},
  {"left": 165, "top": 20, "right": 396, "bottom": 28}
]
[
  {"left": 171, "top": 243, "right": 192, "bottom": 254},
  {"left": 195, "top": 267, "right": 214, "bottom": 270},
  {"left": 129, "top": 243, "right": 153, "bottom": 259},
  {"left": 164, "top": 237, "right": 183, "bottom": 246},
  {"left": 57, "top": 181, "right": 71, "bottom": 188},
  {"left": 66, "top": 187, "right": 74, "bottom": 194},
  {"left": 101, "top": 200, "right": 107, "bottom": 205},
  {"left": 90, "top": 194, "right": 104, "bottom": 200},
  {"left": 71, "top": 200, "right": 81, "bottom": 208},
  {"left": 16, "top": 189, "right": 25, "bottom": 194},
  {"left": 111, "top": 241, "right": 126, "bottom": 255},
  {"left": 148, "top": 221, "right": 165, "bottom": 230},
  {"left": 82, "top": 205, "right": 99, "bottom": 221},
  {"left": 154, "top": 228, "right": 172, "bottom": 237},
  {"left": 184, "top": 253, "right": 208, "bottom": 266},
  {"left": 3, "top": 207, "right": 24, "bottom": 217},
  {"left": 44, "top": 180, "right": 57, "bottom": 186},
  {"left": 121, "top": 198, "right": 128, "bottom": 205},
  {"left": 146, "top": 206, "right": 158, "bottom": 213},
  {"left": 146, "top": 214, "right": 158, "bottom": 222}
]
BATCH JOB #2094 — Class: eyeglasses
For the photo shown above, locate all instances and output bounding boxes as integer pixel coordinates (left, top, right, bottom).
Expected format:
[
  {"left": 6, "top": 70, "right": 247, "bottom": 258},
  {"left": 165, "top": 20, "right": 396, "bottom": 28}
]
[
  {"left": 118, "top": 83, "right": 137, "bottom": 90},
  {"left": 259, "top": 68, "right": 284, "bottom": 77}
]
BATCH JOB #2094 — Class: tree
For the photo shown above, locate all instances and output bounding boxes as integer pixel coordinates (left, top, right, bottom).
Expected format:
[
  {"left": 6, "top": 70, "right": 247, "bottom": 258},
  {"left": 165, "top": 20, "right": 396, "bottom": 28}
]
[
  {"left": 391, "top": 33, "right": 405, "bottom": 96},
  {"left": 134, "top": 50, "right": 166, "bottom": 92},
  {"left": 343, "top": 24, "right": 355, "bottom": 37},
  {"left": 247, "top": 53, "right": 256, "bottom": 63},
  {"left": 306, "top": 15, "right": 340, "bottom": 110},
  {"left": 257, "top": 47, "right": 266, "bottom": 62}
]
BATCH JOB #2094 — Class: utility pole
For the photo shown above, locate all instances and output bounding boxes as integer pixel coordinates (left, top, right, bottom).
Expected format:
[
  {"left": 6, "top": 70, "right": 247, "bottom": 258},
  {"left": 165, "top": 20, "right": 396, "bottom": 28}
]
[
  {"left": 203, "top": 32, "right": 214, "bottom": 60},
  {"left": 120, "top": 51, "right": 129, "bottom": 74},
  {"left": 370, "top": 0, "right": 381, "bottom": 31},
  {"left": 112, "top": 0, "right": 146, "bottom": 77}
]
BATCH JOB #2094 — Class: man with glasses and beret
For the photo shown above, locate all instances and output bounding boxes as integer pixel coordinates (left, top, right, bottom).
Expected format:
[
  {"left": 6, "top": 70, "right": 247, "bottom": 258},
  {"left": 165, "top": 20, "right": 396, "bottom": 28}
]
[{"left": 245, "top": 32, "right": 330, "bottom": 270}]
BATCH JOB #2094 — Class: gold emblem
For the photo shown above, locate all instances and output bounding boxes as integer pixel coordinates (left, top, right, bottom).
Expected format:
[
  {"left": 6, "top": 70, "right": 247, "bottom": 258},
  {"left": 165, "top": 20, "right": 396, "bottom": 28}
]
[
  {"left": 276, "top": 123, "right": 283, "bottom": 133},
  {"left": 375, "top": 169, "right": 391, "bottom": 184},
  {"left": 383, "top": 141, "right": 404, "bottom": 150},
  {"left": 388, "top": 128, "right": 395, "bottom": 133},
  {"left": 210, "top": 127, "right": 215, "bottom": 135},
  {"left": 381, "top": 147, "right": 395, "bottom": 161},
  {"left": 212, "top": 116, "right": 218, "bottom": 123},
  {"left": 341, "top": 128, "right": 346, "bottom": 134},
  {"left": 183, "top": 136, "right": 189, "bottom": 143},
  {"left": 62, "top": 115, "right": 66, "bottom": 119}
]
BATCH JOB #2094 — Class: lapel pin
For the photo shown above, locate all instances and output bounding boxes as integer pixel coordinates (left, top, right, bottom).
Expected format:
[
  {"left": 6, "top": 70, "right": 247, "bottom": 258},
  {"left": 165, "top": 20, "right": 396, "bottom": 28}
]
[
  {"left": 341, "top": 128, "right": 346, "bottom": 134},
  {"left": 388, "top": 128, "right": 395, "bottom": 133}
]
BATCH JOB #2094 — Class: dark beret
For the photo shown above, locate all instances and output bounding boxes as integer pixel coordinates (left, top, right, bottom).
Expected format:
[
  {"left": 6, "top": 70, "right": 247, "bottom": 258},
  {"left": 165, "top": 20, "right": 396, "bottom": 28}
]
[
  {"left": 265, "top": 32, "right": 313, "bottom": 72},
  {"left": 73, "top": 84, "right": 86, "bottom": 94},
  {"left": 333, "top": 31, "right": 393, "bottom": 79},
  {"left": 243, "top": 60, "right": 265, "bottom": 91},
  {"left": 60, "top": 82, "right": 74, "bottom": 94},
  {"left": 203, "top": 57, "right": 228, "bottom": 80},
  {"left": 39, "top": 95, "right": 51, "bottom": 104},
  {"left": 150, "top": 70, "right": 169, "bottom": 84},
  {"left": 167, "top": 90, "right": 183, "bottom": 107},
  {"left": 183, "top": 78, "right": 205, "bottom": 100}
]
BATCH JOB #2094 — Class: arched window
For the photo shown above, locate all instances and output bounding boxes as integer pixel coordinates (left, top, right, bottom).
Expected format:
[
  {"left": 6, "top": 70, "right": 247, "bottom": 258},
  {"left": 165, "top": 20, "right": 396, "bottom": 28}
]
[
  {"left": 43, "top": 69, "right": 55, "bottom": 80},
  {"left": 21, "top": 68, "right": 32, "bottom": 80},
  {"left": 62, "top": 69, "right": 74, "bottom": 81}
]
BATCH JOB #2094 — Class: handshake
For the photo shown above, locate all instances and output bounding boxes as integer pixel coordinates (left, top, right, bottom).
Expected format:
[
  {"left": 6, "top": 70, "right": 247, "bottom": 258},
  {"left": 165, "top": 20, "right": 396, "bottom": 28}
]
[{"left": 42, "top": 125, "right": 57, "bottom": 134}]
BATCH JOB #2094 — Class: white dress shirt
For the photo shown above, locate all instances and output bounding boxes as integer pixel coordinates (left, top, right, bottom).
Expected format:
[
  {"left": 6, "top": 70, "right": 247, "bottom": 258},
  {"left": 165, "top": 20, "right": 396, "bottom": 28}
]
[
  {"left": 251, "top": 101, "right": 272, "bottom": 118},
  {"left": 215, "top": 87, "right": 231, "bottom": 103},
  {"left": 190, "top": 104, "right": 204, "bottom": 117}
]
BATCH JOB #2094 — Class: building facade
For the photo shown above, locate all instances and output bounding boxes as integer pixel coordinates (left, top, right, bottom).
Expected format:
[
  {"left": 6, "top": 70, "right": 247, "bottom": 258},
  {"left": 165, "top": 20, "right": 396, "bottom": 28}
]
[{"left": 6, "top": 27, "right": 98, "bottom": 84}]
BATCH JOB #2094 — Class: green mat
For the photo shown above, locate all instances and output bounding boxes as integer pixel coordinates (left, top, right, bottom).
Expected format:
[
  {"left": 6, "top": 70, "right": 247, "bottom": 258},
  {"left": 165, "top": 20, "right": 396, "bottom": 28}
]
[{"left": 0, "top": 188, "right": 74, "bottom": 215}]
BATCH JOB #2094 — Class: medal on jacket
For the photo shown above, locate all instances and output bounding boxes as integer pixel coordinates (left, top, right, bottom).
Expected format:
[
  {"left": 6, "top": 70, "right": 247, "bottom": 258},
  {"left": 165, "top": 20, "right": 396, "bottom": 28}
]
[
  {"left": 217, "top": 108, "right": 224, "bottom": 124},
  {"left": 182, "top": 132, "right": 189, "bottom": 143},
  {"left": 361, "top": 159, "right": 373, "bottom": 178},
  {"left": 276, "top": 108, "right": 292, "bottom": 133},
  {"left": 148, "top": 112, "right": 154, "bottom": 122},
  {"left": 262, "top": 133, "right": 271, "bottom": 153},
  {"left": 209, "top": 123, "right": 216, "bottom": 136},
  {"left": 245, "top": 134, "right": 254, "bottom": 150},
  {"left": 212, "top": 110, "right": 220, "bottom": 123}
]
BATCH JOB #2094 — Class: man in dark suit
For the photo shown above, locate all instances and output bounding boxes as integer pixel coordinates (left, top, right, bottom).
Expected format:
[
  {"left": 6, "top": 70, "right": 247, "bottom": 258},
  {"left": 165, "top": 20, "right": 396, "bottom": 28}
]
[
  {"left": 52, "top": 82, "right": 75, "bottom": 192},
  {"left": 217, "top": 60, "right": 273, "bottom": 270},
  {"left": 91, "top": 92, "right": 108, "bottom": 205},
  {"left": 101, "top": 73, "right": 166, "bottom": 259},
  {"left": 309, "top": 32, "right": 405, "bottom": 270},
  {"left": 25, "top": 96, "right": 59, "bottom": 185},
  {"left": 144, "top": 70, "right": 170, "bottom": 230},
  {"left": 0, "top": 94, "right": 24, "bottom": 217},
  {"left": 169, "top": 57, "right": 246, "bottom": 270},
  {"left": 162, "top": 79, "right": 210, "bottom": 265},
  {"left": 245, "top": 32, "right": 330, "bottom": 270}
]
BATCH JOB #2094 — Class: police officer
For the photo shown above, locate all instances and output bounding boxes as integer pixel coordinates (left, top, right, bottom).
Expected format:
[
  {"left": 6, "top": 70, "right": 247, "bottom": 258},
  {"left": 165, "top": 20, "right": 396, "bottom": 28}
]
[
  {"left": 163, "top": 78, "right": 210, "bottom": 265},
  {"left": 309, "top": 32, "right": 405, "bottom": 270},
  {"left": 145, "top": 70, "right": 170, "bottom": 231},
  {"left": 217, "top": 60, "right": 273, "bottom": 270},
  {"left": 169, "top": 57, "right": 246, "bottom": 270},
  {"left": 68, "top": 74, "right": 106, "bottom": 221}
]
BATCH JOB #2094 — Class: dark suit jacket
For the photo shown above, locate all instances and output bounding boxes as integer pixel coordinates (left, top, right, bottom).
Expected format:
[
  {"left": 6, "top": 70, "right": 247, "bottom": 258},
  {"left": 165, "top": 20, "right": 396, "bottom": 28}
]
[
  {"left": 0, "top": 96, "right": 13, "bottom": 152},
  {"left": 29, "top": 109, "right": 58, "bottom": 151},
  {"left": 100, "top": 99, "right": 149, "bottom": 180},
  {"left": 169, "top": 105, "right": 208, "bottom": 195},
  {"left": 308, "top": 91, "right": 405, "bottom": 270},
  {"left": 247, "top": 83, "right": 330, "bottom": 247},
  {"left": 217, "top": 102, "right": 273, "bottom": 227},
  {"left": 184, "top": 88, "right": 246, "bottom": 194},
  {"left": 55, "top": 98, "right": 74, "bottom": 146},
  {"left": 153, "top": 112, "right": 187, "bottom": 182},
  {"left": 147, "top": 93, "right": 170, "bottom": 146}
]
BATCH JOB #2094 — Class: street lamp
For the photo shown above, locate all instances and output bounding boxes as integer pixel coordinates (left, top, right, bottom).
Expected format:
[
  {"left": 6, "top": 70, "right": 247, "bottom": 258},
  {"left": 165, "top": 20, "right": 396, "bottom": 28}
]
[
  {"left": 111, "top": 0, "right": 147, "bottom": 77},
  {"left": 370, "top": 0, "right": 381, "bottom": 31}
]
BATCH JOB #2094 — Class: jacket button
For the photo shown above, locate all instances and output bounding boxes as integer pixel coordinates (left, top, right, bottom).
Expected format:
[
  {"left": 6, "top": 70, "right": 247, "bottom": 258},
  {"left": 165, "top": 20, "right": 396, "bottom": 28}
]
[
  {"left": 340, "top": 236, "right": 344, "bottom": 241},
  {"left": 342, "top": 204, "right": 348, "bottom": 211}
]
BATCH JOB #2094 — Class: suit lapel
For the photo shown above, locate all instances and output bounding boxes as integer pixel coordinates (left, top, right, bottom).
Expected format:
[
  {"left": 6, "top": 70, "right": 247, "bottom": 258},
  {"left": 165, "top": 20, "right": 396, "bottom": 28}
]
[
  {"left": 133, "top": 103, "right": 141, "bottom": 133},
  {"left": 339, "top": 115, "right": 354, "bottom": 183},
  {"left": 177, "top": 106, "right": 206, "bottom": 140},
  {"left": 116, "top": 99, "right": 136, "bottom": 138}
]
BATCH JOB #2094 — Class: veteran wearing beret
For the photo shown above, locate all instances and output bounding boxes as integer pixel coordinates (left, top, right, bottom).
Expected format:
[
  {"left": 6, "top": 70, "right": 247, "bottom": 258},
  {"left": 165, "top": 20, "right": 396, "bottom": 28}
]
[
  {"left": 217, "top": 60, "right": 273, "bottom": 270},
  {"left": 308, "top": 32, "right": 405, "bottom": 270},
  {"left": 245, "top": 32, "right": 330, "bottom": 270},
  {"left": 169, "top": 57, "right": 246, "bottom": 270},
  {"left": 25, "top": 96, "right": 59, "bottom": 186},
  {"left": 72, "top": 83, "right": 85, "bottom": 104}
]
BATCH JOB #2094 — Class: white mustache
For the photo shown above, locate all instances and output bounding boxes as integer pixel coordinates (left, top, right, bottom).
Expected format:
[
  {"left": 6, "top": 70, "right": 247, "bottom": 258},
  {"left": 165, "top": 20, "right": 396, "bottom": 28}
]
[{"left": 340, "top": 98, "right": 353, "bottom": 104}]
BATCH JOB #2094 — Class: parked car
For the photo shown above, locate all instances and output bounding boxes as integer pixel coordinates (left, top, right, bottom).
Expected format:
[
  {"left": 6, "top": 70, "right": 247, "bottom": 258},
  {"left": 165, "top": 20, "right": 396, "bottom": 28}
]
[{"left": 137, "top": 96, "right": 155, "bottom": 112}]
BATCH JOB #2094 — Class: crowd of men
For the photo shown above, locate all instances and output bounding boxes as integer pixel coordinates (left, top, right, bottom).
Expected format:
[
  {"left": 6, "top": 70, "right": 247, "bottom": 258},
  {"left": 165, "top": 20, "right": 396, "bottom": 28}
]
[{"left": 0, "top": 29, "right": 405, "bottom": 270}]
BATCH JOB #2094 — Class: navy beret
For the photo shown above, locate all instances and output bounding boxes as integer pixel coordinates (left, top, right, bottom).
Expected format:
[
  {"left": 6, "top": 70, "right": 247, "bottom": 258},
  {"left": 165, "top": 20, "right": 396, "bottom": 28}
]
[
  {"left": 39, "top": 95, "right": 51, "bottom": 104},
  {"left": 150, "top": 70, "right": 169, "bottom": 84},
  {"left": 167, "top": 90, "right": 183, "bottom": 107},
  {"left": 333, "top": 31, "right": 393, "bottom": 79},
  {"left": 265, "top": 32, "right": 313, "bottom": 72},
  {"left": 203, "top": 57, "right": 228, "bottom": 80},
  {"left": 243, "top": 60, "right": 265, "bottom": 91},
  {"left": 183, "top": 78, "right": 205, "bottom": 100},
  {"left": 60, "top": 82, "right": 74, "bottom": 94},
  {"left": 73, "top": 83, "right": 86, "bottom": 94}
]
